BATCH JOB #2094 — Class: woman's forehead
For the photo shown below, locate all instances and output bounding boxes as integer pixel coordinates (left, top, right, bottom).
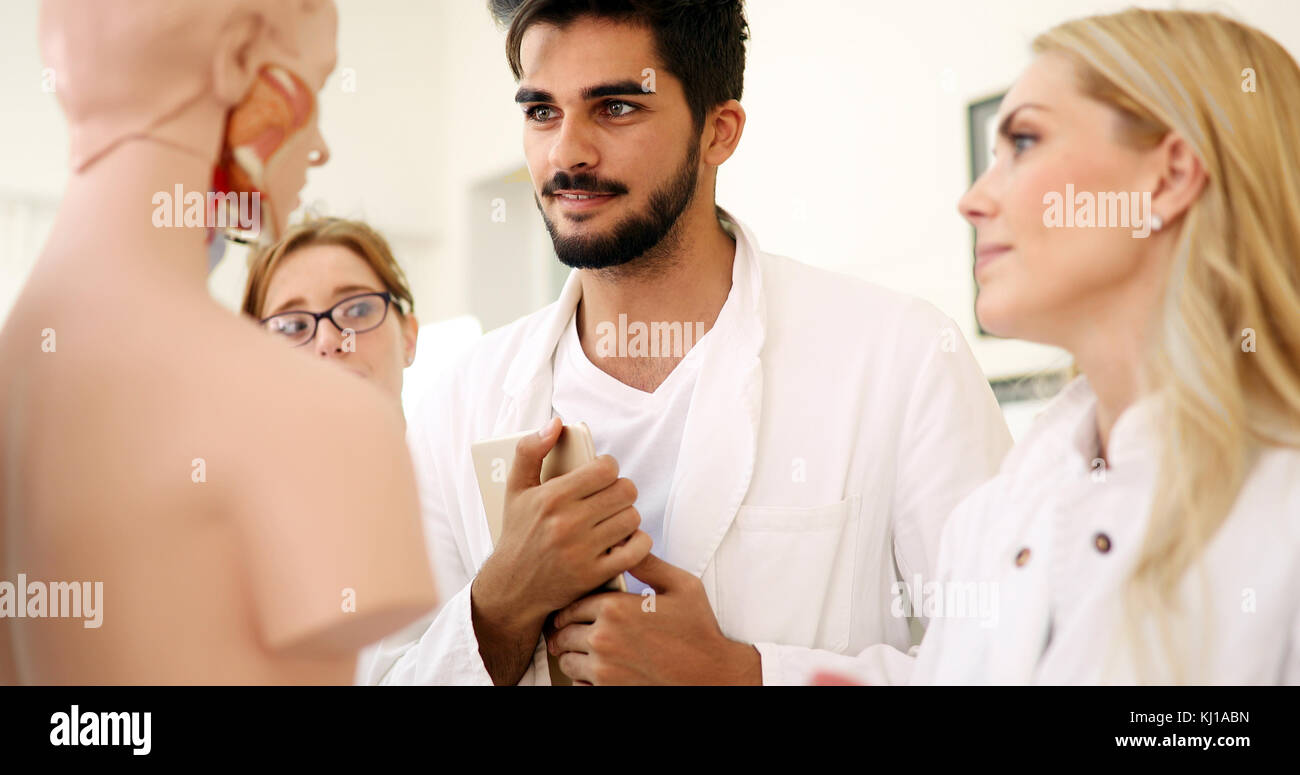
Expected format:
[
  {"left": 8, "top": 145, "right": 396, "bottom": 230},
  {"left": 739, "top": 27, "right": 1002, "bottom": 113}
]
[{"left": 263, "top": 243, "right": 386, "bottom": 310}]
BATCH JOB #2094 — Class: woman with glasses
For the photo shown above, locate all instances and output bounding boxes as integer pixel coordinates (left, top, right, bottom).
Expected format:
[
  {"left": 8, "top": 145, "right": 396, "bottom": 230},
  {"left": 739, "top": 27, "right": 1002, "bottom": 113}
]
[{"left": 242, "top": 217, "right": 420, "bottom": 404}]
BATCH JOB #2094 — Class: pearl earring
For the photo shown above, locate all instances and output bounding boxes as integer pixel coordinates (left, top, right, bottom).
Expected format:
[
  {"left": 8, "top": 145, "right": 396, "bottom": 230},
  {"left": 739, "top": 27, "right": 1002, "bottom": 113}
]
[{"left": 1150, "top": 214, "right": 1163, "bottom": 232}]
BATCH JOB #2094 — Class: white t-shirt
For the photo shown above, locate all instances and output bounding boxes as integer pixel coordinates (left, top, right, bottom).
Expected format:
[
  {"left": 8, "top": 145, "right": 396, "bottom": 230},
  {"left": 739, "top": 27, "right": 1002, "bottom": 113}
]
[{"left": 550, "top": 290, "right": 737, "bottom": 594}]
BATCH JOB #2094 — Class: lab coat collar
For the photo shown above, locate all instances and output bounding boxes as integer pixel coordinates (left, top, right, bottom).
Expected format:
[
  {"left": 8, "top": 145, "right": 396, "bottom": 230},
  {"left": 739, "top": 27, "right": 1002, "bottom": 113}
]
[
  {"left": 1105, "top": 390, "right": 1161, "bottom": 472},
  {"left": 495, "top": 207, "right": 767, "bottom": 577},
  {"left": 499, "top": 266, "right": 585, "bottom": 403},
  {"left": 662, "top": 209, "right": 765, "bottom": 577},
  {"left": 1031, "top": 375, "right": 1160, "bottom": 477}
]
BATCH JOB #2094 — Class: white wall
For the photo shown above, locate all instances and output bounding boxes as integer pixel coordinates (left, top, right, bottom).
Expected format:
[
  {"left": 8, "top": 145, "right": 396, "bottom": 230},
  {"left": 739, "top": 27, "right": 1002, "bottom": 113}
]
[{"left": 4, "top": 0, "right": 1299, "bottom": 387}]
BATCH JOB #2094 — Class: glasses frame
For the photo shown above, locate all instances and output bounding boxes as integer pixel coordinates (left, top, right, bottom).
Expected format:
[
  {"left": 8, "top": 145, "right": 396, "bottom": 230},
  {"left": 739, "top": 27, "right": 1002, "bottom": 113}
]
[{"left": 260, "top": 291, "right": 399, "bottom": 348}]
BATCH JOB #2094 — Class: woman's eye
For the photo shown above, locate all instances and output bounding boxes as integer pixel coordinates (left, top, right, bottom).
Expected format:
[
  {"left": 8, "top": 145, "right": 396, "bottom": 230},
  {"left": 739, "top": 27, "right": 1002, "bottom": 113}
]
[
  {"left": 525, "top": 105, "right": 555, "bottom": 122},
  {"left": 605, "top": 100, "right": 638, "bottom": 118},
  {"left": 343, "top": 302, "right": 372, "bottom": 318},
  {"left": 1011, "top": 132, "right": 1038, "bottom": 155},
  {"left": 273, "top": 319, "right": 305, "bottom": 335}
]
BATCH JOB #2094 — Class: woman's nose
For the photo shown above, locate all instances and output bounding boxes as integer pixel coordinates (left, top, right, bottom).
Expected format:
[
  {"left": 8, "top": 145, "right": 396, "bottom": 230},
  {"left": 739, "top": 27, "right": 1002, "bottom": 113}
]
[
  {"left": 958, "top": 172, "right": 998, "bottom": 225},
  {"left": 314, "top": 319, "right": 345, "bottom": 356}
]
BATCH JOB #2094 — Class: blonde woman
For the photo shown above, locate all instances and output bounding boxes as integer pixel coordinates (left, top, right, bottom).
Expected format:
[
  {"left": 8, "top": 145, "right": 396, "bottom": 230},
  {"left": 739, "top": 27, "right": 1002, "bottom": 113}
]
[
  {"left": 242, "top": 217, "right": 420, "bottom": 404},
  {"left": 907, "top": 9, "right": 1300, "bottom": 684}
]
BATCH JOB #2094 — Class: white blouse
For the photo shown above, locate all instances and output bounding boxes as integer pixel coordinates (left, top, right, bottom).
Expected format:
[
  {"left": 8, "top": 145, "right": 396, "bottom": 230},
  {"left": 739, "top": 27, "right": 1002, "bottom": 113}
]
[{"left": 909, "top": 376, "right": 1300, "bottom": 684}]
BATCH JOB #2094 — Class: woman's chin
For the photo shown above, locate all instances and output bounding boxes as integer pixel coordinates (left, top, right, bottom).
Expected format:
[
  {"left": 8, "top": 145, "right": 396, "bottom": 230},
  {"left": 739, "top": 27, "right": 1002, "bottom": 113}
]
[{"left": 975, "top": 297, "right": 1017, "bottom": 340}]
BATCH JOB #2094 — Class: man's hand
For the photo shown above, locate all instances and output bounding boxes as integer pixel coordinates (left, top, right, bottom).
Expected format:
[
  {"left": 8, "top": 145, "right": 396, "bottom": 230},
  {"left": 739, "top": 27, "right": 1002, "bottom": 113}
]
[
  {"left": 546, "top": 553, "right": 762, "bottom": 685},
  {"left": 471, "top": 418, "right": 652, "bottom": 685}
]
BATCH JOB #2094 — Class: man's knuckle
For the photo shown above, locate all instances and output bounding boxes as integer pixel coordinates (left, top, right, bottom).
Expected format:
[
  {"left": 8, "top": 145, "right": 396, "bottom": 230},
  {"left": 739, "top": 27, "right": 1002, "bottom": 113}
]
[
  {"left": 603, "top": 599, "right": 626, "bottom": 624},
  {"left": 538, "top": 490, "right": 565, "bottom": 516},
  {"left": 588, "top": 626, "right": 611, "bottom": 652},
  {"left": 558, "top": 652, "right": 576, "bottom": 674}
]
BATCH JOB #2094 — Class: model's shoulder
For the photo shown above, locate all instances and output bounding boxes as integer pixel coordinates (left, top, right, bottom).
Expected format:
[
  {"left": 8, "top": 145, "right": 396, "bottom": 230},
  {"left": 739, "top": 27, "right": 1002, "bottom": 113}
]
[{"left": 192, "top": 313, "right": 410, "bottom": 474}]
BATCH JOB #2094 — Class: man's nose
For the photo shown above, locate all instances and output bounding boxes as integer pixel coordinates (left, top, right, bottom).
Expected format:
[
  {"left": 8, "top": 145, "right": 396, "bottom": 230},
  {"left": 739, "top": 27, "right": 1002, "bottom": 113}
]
[{"left": 547, "top": 117, "right": 599, "bottom": 173}]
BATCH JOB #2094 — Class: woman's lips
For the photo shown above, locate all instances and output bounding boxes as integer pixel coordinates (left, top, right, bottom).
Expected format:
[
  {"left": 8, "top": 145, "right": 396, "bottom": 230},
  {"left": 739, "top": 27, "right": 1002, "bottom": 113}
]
[{"left": 975, "top": 244, "right": 1011, "bottom": 275}]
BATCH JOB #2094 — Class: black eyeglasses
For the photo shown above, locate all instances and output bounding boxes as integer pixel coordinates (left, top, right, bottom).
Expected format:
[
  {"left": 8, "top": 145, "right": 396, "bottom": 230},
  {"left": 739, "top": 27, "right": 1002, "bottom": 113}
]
[{"left": 260, "top": 291, "right": 400, "bottom": 347}]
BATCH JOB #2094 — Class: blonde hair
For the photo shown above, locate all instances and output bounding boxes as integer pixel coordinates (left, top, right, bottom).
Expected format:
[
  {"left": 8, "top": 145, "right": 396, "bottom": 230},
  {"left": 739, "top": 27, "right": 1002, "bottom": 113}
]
[
  {"left": 1033, "top": 9, "right": 1300, "bottom": 681},
  {"left": 241, "top": 217, "right": 415, "bottom": 319}
]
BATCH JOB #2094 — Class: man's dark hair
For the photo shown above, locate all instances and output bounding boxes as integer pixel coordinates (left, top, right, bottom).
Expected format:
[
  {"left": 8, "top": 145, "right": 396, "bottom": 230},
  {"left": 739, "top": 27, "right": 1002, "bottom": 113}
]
[{"left": 487, "top": 0, "right": 748, "bottom": 130}]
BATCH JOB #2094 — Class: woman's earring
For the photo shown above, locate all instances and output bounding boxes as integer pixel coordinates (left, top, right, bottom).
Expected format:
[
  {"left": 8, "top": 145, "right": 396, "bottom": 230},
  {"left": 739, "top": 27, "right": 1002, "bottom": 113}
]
[{"left": 1150, "top": 214, "right": 1163, "bottom": 232}]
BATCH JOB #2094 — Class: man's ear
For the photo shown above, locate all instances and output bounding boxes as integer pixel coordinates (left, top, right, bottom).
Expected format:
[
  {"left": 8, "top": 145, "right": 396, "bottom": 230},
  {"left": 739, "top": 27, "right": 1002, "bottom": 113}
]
[
  {"left": 1148, "top": 131, "right": 1208, "bottom": 228},
  {"left": 701, "top": 99, "right": 746, "bottom": 167},
  {"left": 213, "top": 11, "right": 265, "bottom": 105}
]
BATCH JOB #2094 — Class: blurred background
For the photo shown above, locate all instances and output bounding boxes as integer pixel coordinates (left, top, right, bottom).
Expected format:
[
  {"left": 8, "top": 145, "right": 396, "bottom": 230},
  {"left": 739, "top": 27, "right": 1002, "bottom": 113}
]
[{"left": 2, "top": 0, "right": 1297, "bottom": 437}]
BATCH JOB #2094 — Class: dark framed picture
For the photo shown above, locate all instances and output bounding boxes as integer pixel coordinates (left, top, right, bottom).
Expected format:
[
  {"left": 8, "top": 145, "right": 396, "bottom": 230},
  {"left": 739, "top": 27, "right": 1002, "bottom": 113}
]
[{"left": 967, "top": 91, "right": 1005, "bottom": 337}]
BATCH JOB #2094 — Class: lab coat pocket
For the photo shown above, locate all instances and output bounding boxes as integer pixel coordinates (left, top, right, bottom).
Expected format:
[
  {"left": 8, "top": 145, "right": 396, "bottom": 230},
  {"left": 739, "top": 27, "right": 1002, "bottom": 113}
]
[{"left": 714, "top": 496, "right": 856, "bottom": 652}]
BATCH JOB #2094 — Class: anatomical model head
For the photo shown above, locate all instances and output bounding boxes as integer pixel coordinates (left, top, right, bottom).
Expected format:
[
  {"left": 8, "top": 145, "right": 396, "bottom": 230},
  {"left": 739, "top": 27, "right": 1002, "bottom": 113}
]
[{"left": 39, "top": 0, "right": 338, "bottom": 240}]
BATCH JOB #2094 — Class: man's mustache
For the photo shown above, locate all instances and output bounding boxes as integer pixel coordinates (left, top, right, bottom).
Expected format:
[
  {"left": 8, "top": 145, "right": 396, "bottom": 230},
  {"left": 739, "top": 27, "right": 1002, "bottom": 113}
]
[{"left": 541, "top": 172, "right": 628, "bottom": 197}]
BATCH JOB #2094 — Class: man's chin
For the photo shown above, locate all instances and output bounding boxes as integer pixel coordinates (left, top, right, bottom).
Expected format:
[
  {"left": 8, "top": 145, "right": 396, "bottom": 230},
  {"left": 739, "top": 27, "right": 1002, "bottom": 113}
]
[
  {"left": 555, "top": 210, "right": 598, "bottom": 225},
  {"left": 551, "top": 225, "right": 615, "bottom": 248},
  {"left": 549, "top": 204, "right": 618, "bottom": 226}
]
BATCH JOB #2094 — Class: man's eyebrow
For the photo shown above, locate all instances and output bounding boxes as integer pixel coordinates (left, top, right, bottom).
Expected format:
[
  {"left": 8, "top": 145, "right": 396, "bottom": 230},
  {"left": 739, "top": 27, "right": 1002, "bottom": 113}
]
[
  {"left": 997, "top": 102, "right": 1050, "bottom": 138},
  {"left": 581, "top": 80, "right": 651, "bottom": 100},
  {"left": 515, "top": 80, "right": 652, "bottom": 104},
  {"left": 515, "top": 86, "right": 553, "bottom": 103}
]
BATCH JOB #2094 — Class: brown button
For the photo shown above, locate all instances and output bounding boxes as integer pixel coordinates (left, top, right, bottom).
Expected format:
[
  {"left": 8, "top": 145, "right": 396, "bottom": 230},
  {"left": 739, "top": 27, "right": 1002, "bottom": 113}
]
[
  {"left": 1014, "top": 547, "right": 1031, "bottom": 567},
  {"left": 1094, "top": 533, "right": 1112, "bottom": 554}
]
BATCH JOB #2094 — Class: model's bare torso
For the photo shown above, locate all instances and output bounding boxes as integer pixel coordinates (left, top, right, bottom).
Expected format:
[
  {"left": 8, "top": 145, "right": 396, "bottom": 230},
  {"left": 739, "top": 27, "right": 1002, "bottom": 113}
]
[{"left": 0, "top": 247, "right": 435, "bottom": 684}]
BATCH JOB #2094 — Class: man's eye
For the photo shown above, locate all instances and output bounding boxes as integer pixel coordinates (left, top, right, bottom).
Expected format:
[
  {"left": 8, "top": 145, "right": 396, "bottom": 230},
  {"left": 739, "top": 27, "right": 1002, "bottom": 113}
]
[
  {"left": 605, "top": 100, "right": 638, "bottom": 118},
  {"left": 525, "top": 105, "right": 555, "bottom": 122}
]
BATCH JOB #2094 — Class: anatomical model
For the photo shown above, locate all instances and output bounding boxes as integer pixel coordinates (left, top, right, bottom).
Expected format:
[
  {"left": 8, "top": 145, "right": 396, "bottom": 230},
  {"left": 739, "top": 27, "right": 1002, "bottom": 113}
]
[{"left": 0, "top": 0, "right": 437, "bottom": 684}]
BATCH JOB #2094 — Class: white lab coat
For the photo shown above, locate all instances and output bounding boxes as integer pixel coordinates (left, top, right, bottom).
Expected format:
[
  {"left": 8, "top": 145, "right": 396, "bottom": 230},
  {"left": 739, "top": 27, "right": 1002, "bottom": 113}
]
[
  {"left": 909, "top": 375, "right": 1300, "bottom": 684},
  {"left": 359, "top": 211, "right": 1012, "bottom": 685}
]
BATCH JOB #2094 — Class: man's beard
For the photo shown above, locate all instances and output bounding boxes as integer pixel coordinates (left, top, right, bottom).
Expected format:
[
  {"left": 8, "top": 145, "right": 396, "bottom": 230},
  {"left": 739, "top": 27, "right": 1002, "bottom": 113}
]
[{"left": 537, "top": 140, "right": 700, "bottom": 271}]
